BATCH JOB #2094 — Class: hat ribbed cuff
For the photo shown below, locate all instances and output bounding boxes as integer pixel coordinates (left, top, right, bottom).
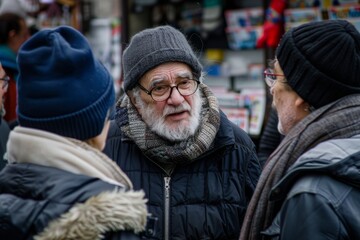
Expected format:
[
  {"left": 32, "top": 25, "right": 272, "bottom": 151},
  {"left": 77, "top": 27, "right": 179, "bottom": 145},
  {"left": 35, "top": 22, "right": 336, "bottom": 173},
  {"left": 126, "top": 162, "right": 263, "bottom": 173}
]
[
  {"left": 124, "top": 48, "right": 202, "bottom": 92},
  {"left": 18, "top": 76, "right": 115, "bottom": 141}
]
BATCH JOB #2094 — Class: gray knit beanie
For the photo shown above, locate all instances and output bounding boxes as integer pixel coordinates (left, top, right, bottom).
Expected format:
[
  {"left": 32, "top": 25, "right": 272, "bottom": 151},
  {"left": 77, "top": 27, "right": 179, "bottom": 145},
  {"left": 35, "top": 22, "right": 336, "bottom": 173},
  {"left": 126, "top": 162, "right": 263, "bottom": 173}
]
[
  {"left": 276, "top": 20, "right": 360, "bottom": 109},
  {"left": 122, "top": 25, "right": 202, "bottom": 92}
]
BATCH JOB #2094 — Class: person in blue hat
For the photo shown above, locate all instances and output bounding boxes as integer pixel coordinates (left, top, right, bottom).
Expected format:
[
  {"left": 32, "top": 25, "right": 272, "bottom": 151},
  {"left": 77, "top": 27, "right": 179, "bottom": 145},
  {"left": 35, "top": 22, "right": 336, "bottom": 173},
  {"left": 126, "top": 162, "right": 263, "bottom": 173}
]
[{"left": 0, "top": 26, "right": 153, "bottom": 239}]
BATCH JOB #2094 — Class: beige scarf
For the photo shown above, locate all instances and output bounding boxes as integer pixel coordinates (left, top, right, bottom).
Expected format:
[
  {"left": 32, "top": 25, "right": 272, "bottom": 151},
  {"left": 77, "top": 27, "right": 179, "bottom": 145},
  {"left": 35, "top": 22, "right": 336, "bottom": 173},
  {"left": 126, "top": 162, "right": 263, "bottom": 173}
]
[{"left": 7, "top": 126, "right": 133, "bottom": 188}]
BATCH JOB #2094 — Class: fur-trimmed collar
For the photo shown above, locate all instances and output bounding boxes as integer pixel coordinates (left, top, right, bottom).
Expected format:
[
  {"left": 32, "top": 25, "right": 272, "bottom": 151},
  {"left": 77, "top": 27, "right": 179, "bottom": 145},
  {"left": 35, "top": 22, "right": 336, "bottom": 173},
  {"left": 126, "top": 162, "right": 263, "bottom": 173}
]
[{"left": 35, "top": 190, "right": 148, "bottom": 240}]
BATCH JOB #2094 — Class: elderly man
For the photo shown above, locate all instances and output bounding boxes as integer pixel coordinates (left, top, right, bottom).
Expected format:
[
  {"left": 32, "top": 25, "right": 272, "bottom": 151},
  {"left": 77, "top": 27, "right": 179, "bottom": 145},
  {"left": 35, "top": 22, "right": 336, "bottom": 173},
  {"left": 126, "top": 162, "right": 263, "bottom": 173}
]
[
  {"left": 240, "top": 19, "right": 360, "bottom": 240},
  {"left": 104, "top": 25, "right": 261, "bottom": 240}
]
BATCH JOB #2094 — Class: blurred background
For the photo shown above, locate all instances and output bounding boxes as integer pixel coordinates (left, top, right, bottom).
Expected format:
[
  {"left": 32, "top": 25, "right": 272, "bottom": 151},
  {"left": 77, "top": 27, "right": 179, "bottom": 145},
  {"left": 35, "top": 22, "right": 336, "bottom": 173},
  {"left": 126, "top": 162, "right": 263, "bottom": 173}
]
[{"left": 1, "top": 0, "right": 359, "bottom": 148}]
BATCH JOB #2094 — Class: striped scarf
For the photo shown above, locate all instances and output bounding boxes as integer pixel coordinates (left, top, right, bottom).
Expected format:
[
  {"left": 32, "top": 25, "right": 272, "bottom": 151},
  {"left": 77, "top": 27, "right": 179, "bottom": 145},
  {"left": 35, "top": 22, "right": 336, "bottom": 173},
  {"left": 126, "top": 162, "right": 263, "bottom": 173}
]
[
  {"left": 240, "top": 94, "right": 360, "bottom": 240},
  {"left": 116, "top": 84, "right": 220, "bottom": 166}
]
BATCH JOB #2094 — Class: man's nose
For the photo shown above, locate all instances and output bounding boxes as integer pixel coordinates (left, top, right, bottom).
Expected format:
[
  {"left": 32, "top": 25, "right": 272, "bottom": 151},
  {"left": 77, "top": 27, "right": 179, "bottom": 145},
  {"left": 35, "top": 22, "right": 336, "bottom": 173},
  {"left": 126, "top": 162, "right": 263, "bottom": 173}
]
[{"left": 167, "top": 87, "right": 184, "bottom": 105}]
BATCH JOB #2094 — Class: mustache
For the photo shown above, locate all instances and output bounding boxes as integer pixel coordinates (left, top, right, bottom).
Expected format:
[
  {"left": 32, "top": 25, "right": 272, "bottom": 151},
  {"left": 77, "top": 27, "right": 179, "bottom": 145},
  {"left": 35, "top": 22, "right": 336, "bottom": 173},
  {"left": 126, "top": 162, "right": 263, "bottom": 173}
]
[{"left": 163, "top": 103, "right": 191, "bottom": 116}]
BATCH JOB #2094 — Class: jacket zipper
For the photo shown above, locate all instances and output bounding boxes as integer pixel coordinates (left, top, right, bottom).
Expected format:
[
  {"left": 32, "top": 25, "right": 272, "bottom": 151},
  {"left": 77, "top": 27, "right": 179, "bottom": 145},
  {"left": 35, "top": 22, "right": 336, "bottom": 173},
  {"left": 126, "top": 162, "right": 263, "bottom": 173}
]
[{"left": 164, "top": 176, "right": 171, "bottom": 240}]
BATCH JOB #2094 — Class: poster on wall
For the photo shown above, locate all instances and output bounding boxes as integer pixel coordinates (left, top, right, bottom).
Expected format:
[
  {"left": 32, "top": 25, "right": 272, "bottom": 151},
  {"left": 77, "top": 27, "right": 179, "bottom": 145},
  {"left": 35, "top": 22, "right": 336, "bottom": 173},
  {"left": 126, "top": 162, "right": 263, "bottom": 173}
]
[
  {"left": 284, "top": 8, "right": 322, "bottom": 30},
  {"left": 88, "top": 18, "right": 122, "bottom": 95}
]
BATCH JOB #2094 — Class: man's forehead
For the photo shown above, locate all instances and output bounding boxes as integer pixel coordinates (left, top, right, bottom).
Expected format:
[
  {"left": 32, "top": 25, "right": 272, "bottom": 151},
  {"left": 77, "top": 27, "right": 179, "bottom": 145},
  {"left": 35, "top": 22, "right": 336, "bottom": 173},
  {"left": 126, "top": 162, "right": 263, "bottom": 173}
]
[
  {"left": 148, "top": 62, "right": 191, "bottom": 74},
  {"left": 141, "top": 64, "right": 193, "bottom": 84}
]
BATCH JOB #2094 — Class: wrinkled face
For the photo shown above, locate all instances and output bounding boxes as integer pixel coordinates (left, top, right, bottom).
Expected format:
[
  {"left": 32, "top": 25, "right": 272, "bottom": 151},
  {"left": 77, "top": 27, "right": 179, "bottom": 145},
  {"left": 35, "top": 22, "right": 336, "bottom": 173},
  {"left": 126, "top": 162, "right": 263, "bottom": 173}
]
[
  {"left": 131, "top": 62, "right": 202, "bottom": 141},
  {"left": 270, "top": 60, "right": 310, "bottom": 135}
]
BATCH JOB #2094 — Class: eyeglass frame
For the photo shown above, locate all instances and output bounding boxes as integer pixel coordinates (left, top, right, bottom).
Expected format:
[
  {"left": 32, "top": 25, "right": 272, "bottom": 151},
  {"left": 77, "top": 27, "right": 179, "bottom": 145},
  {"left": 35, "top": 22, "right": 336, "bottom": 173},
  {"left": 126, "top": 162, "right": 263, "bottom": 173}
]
[
  {"left": 137, "top": 79, "right": 200, "bottom": 102},
  {"left": 263, "top": 68, "right": 287, "bottom": 88},
  {"left": 0, "top": 75, "right": 10, "bottom": 90}
]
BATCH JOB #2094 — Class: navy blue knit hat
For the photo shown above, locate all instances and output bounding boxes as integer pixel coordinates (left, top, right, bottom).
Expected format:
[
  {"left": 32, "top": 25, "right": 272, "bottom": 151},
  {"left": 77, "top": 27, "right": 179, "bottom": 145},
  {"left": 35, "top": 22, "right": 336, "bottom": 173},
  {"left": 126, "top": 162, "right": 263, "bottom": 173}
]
[
  {"left": 276, "top": 20, "right": 360, "bottom": 109},
  {"left": 17, "top": 26, "right": 115, "bottom": 140},
  {"left": 122, "top": 25, "right": 202, "bottom": 92}
]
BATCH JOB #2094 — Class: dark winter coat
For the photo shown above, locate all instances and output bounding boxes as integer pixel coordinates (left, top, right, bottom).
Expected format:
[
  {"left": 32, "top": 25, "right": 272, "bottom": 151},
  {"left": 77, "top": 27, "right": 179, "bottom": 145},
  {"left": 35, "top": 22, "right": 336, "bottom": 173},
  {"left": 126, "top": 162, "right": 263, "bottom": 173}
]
[
  {"left": 0, "top": 163, "right": 152, "bottom": 240},
  {"left": 262, "top": 137, "right": 360, "bottom": 240},
  {"left": 104, "top": 112, "right": 261, "bottom": 240}
]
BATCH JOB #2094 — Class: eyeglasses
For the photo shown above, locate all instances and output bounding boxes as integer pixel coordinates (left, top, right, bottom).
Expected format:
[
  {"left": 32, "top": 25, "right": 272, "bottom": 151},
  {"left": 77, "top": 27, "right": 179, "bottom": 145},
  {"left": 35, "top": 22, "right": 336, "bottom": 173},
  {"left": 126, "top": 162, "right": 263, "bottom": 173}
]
[
  {"left": 0, "top": 76, "right": 10, "bottom": 90},
  {"left": 264, "top": 68, "right": 287, "bottom": 87},
  {"left": 137, "top": 79, "right": 200, "bottom": 102}
]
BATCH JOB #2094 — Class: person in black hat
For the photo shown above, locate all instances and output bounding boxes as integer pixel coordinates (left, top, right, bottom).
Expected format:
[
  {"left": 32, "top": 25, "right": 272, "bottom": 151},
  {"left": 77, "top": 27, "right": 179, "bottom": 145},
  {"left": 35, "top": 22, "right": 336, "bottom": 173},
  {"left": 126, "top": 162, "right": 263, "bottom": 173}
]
[
  {"left": 0, "top": 26, "right": 152, "bottom": 239},
  {"left": 103, "top": 25, "right": 262, "bottom": 240},
  {"left": 240, "top": 19, "right": 360, "bottom": 240}
]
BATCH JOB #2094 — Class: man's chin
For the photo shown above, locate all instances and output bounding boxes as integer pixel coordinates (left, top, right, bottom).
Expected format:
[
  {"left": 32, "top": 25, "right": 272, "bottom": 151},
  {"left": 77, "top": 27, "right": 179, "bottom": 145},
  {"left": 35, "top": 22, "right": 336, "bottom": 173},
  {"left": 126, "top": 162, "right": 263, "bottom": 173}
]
[
  {"left": 166, "top": 118, "right": 189, "bottom": 126},
  {"left": 153, "top": 122, "right": 194, "bottom": 141}
]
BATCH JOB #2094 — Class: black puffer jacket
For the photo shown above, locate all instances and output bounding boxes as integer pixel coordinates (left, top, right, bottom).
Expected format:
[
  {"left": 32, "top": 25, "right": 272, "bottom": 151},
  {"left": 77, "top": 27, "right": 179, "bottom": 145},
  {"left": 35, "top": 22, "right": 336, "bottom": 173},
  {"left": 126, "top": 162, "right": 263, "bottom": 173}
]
[
  {"left": 0, "top": 163, "right": 153, "bottom": 240},
  {"left": 104, "top": 112, "right": 261, "bottom": 240},
  {"left": 262, "top": 137, "right": 360, "bottom": 240}
]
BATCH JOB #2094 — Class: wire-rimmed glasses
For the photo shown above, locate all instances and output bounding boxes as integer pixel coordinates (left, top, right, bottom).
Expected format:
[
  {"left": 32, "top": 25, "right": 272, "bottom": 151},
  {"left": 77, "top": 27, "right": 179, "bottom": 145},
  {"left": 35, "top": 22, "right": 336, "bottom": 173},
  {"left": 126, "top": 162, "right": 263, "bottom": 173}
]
[
  {"left": 137, "top": 79, "right": 200, "bottom": 102},
  {"left": 264, "top": 68, "right": 286, "bottom": 87}
]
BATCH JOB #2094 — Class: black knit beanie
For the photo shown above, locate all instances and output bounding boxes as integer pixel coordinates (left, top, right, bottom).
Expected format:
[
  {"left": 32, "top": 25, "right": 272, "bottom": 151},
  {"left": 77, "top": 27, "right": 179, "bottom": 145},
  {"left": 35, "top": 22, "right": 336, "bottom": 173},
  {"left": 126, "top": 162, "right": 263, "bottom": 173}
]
[
  {"left": 122, "top": 25, "right": 202, "bottom": 92},
  {"left": 276, "top": 20, "right": 360, "bottom": 109}
]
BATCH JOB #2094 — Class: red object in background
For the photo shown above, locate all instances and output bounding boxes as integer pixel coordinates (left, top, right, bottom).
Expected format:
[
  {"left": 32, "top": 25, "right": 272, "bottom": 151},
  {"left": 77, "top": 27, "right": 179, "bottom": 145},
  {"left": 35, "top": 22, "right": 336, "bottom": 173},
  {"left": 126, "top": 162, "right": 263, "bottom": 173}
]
[{"left": 257, "top": 0, "right": 287, "bottom": 48}]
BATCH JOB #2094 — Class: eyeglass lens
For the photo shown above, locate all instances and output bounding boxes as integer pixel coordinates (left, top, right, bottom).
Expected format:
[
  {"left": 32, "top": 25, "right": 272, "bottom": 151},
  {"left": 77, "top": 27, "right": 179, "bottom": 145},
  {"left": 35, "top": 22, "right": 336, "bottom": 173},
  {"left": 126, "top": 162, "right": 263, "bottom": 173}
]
[
  {"left": 151, "top": 79, "right": 198, "bottom": 101},
  {"left": 264, "top": 69, "right": 275, "bottom": 87}
]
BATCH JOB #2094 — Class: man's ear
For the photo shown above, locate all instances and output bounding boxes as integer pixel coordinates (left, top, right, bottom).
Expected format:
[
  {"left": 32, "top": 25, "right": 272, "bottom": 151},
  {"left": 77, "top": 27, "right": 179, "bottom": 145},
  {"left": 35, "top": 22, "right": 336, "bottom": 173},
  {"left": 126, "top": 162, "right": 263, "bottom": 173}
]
[
  {"left": 294, "top": 96, "right": 306, "bottom": 108},
  {"left": 295, "top": 96, "right": 312, "bottom": 112}
]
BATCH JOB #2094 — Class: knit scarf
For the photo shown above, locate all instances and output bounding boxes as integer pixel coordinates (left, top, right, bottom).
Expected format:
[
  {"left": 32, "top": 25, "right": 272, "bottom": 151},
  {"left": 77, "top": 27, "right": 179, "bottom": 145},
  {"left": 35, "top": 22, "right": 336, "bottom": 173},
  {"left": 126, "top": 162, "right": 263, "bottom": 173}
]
[
  {"left": 7, "top": 126, "right": 133, "bottom": 188},
  {"left": 240, "top": 94, "right": 360, "bottom": 240},
  {"left": 116, "top": 83, "right": 220, "bottom": 166}
]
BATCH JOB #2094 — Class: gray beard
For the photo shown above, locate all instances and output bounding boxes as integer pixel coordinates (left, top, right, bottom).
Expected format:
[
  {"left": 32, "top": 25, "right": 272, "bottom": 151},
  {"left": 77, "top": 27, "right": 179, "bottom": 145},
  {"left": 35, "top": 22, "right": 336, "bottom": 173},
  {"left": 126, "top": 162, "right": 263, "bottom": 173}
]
[{"left": 136, "top": 91, "right": 202, "bottom": 141}]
